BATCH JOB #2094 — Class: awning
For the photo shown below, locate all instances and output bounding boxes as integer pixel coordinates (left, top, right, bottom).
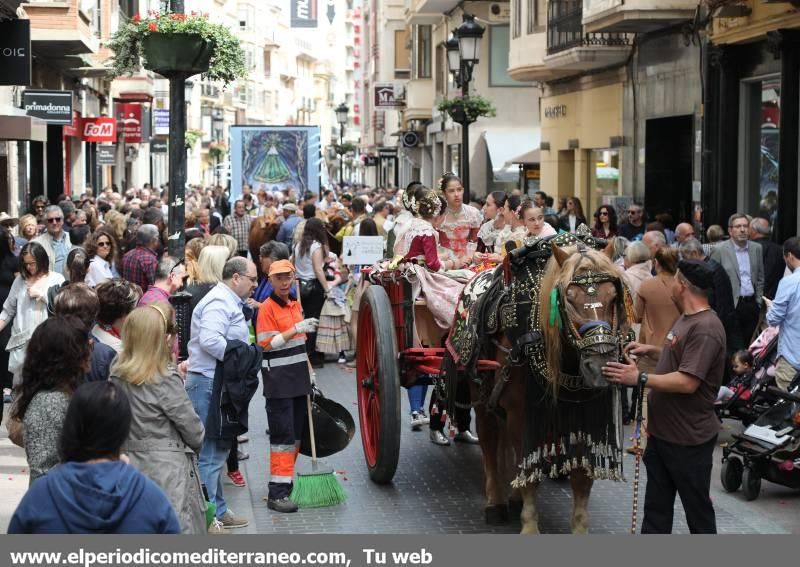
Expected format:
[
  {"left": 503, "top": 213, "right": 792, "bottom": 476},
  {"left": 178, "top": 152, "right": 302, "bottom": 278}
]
[
  {"left": 0, "top": 107, "right": 47, "bottom": 143},
  {"left": 481, "top": 128, "right": 541, "bottom": 183},
  {"left": 509, "top": 148, "right": 541, "bottom": 164}
]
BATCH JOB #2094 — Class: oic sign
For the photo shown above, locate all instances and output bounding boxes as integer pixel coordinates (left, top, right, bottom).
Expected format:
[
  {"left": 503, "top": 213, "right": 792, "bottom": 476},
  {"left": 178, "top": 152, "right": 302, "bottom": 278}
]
[
  {"left": 0, "top": 20, "right": 31, "bottom": 86},
  {"left": 291, "top": 0, "right": 318, "bottom": 27}
]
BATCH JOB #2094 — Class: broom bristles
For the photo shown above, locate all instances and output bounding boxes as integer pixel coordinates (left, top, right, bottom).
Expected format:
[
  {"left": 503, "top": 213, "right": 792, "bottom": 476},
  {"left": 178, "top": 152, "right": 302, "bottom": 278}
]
[{"left": 290, "top": 473, "right": 347, "bottom": 508}]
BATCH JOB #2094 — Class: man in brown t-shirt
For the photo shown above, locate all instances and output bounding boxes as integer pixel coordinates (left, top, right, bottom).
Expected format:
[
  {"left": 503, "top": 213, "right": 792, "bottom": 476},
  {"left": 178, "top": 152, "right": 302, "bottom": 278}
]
[{"left": 603, "top": 259, "right": 726, "bottom": 534}]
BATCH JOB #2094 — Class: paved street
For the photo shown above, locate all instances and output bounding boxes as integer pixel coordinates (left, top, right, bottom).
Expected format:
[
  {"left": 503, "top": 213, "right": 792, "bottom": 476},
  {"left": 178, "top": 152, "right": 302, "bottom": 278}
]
[{"left": 1, "top": 361, "right": 798, "bottom": 534}]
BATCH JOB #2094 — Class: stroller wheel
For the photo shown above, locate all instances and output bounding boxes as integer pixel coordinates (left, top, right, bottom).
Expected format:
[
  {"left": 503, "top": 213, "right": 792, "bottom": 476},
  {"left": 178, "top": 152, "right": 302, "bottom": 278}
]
[
  {"left": 720, "top": 457, "right": 743, "bottom": 492},
  {"left": 742, "top": 466, "right": 761, "bottom": 501}
]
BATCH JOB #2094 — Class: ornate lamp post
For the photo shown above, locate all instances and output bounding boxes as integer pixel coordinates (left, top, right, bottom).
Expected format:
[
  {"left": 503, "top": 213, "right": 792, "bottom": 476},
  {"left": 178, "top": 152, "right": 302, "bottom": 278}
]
[
  {"left": 446, "top": 14, "right": 485, "bottom": 204},
  {"left": 335, "top": 102, "right": 349, "bottom": 187}
]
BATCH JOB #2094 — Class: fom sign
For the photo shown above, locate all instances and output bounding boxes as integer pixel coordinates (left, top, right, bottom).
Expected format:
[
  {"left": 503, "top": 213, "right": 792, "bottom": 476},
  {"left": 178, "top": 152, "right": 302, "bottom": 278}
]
[{"left": 82, "top": 117, "right": 116, "bottom": 143}]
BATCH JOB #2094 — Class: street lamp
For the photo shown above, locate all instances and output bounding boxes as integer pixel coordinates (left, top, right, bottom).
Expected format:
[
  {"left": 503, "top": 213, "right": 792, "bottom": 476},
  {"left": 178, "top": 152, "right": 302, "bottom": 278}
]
[
  {"left": 447, "top": 14, "right": 485, "bottom": 204},
  {"left": 335, "top": 102, "right": 349, "bottom": 187}
]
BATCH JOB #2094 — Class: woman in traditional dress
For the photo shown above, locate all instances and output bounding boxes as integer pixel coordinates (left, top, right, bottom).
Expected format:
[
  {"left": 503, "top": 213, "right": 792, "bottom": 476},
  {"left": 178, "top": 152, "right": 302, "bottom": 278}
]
[
  {"left": 520, "top": 201, "right": 558, "bottom": 240},
  {"left": 475, "top": 191, "right": 507, "bottom": 256},
  {"left": 437, "top": 174, "right": 483, "bottom": 264}
]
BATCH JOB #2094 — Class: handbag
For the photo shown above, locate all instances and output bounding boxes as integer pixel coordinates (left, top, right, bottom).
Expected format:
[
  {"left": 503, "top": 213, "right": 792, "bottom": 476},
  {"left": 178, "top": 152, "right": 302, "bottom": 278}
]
[{"left": 298, "top": 278, "right": 318, "bottom": 302}]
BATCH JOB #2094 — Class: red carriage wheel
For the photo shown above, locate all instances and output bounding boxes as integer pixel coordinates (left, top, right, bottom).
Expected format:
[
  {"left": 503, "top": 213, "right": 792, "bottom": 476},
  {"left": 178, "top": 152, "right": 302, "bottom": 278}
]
[{"left": 356, "top": 285, "right": 401, "bottom": 484}]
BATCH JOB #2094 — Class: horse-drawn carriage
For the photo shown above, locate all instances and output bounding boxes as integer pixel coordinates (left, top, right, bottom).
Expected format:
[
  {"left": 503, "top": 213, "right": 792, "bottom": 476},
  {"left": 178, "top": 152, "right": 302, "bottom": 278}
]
[{"left": 354, "top": 227, "right": 636, "bottom": 533}]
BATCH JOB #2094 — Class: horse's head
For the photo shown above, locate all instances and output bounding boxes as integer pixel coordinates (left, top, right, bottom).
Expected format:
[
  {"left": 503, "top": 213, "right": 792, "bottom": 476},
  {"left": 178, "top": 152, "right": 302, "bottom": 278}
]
[{"left": 543, "top": 243, "right": 631, "bottom": 390}]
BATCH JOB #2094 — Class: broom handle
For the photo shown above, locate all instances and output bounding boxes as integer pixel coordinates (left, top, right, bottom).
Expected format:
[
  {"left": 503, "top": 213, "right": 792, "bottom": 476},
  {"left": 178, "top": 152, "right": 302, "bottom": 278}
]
[{"left": 306, "top": 394, "right": 318, "bottom": 463}]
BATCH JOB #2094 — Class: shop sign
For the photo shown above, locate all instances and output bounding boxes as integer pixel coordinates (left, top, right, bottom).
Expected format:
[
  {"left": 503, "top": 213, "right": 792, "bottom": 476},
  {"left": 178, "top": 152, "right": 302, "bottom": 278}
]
[
  {"left": 153, "top": 109, "right": 170, "bottom": 136},
  {"left": 544, "top": 105, "right": 567, "bottom": 119},
  {"left": 82, "top": 117, "right": 116, "bottom": 143},
  {"left": 63, "top": 112, "right": 82, "bottom": 137},
  {"left": 22, "top": 90, "right": 73, "bottom": 125},
  {"left": 291, "top": 0, "right": 318, "bottom": 27},
  {"left": 373, "top": 83, "right": 404, "bottom": 110},
  {"left": 97, "top": 145, "right": 116, "bottom": 165},
  {"left": 116, "top": 102, "right": 142, "bottom": 143},
  {"left": 0, "top": 20, "right": 31, "bottom": 86},
  {"left": 150, "top": 138, "right": 168, "bottom": 153}
]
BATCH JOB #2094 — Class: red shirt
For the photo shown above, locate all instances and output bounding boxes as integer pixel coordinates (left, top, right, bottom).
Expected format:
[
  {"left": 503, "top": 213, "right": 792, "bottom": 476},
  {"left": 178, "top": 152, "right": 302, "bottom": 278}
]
[{"left": 404, "top": 234, "right": 442, "bottom": 271}]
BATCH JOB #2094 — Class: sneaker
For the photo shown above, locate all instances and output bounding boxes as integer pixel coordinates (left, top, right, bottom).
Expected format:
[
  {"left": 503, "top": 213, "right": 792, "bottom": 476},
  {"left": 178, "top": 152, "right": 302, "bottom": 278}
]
[
  {"left": 410, "top": 411, "right": 424, "bottom": 431},
  {"left": 338, "top": 355, "right": 347, "bottom": 364},
  {"left": 208, "top": 518, "right": 225, "bottom": 534},
  {"left": 237, "top": 450, "right": 250, "bottom": 461},
  {"left": 220, "top": 510, "right": 249, "bottom": 529},
  {"left": 454, "top": 430, "right": 479, "bottom": 444},
  {"left": 430, "top": 430, "right": 451, "bottom": 446},
  {"left": 237, "top": 434, "right": 249, "bottom": 444},
  {"left": 227, "top": 470, "right": 246, "bottom": 487},
  {"left": 267, "top": 497, "right": 299, "bottom": 513}
]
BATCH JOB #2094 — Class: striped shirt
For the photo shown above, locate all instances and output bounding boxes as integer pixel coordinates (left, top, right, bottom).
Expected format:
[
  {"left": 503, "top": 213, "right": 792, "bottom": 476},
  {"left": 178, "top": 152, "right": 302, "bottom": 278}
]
[{"left": 256, "top": 293, "right": 311, "bottom": 399}]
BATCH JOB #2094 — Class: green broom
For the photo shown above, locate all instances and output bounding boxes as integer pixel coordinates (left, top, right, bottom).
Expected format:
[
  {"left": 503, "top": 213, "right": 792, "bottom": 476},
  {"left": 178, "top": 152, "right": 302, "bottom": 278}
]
[{"left": 290, "top": 394, "right": 347, "bottom": 508}]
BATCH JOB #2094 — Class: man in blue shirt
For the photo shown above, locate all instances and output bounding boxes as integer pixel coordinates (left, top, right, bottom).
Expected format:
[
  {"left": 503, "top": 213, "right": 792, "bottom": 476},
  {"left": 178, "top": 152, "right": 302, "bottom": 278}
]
[
  {"left": 276, "top": 203, "right": 301, "bottom": 248},
  {"left": 766, "top": 237, "right": 800, "bottom": 391},
  {"left": 186, "top": 257, "right": 258, "bottom": 533},
  {"left": 33, "top": 205, "right": 72, "bottom": 276}
]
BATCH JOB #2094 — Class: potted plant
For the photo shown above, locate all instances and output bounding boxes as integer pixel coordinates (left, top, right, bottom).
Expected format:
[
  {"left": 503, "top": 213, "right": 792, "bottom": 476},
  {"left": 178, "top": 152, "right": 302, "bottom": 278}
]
[
  {"left": 437, "top": 94, "right": 497, "bottom": 124},
  {"left": 184, "top": 129, "right": 204, "bottom": 150},
  {"left": 208, "top": 141, "right": 227, "bottom": 160},
  {"left": 107, "top": 10, "right": 247, "bottom": 85}
]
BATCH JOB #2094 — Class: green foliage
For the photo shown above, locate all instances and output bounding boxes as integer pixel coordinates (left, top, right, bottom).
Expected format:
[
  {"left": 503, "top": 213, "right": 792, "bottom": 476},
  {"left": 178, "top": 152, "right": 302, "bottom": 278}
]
[
  {"left": 184, "top": 129, "right": 204, "bottom": 149},
  {"left": 437, "top": 94, "right": 497, "bottom": 124},
  {"left": 208, "top": 141, "right": 227, "bottom": 160},
  {"left": 334, "top": 142, "right": 358, "bottom": 156},
  {"left": 107, "top": 11, "right": 247, "bottom": 86}
]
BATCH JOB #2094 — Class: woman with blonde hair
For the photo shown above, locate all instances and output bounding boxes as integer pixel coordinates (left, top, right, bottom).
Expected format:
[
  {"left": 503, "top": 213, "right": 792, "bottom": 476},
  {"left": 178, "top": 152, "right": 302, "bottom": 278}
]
[
  {"left": 103, "top": 210, "right": 127, "bottom": 244},
  {"left": 184, "top": 236, "right": 207, "bottom": 285},
  {"left": 207, "top": 233, "right": 237, "bottom": 259},
  {"left": 15, "top": 214, "right": 38, "bottom": 253},
  {"left": 111, "top": 302, "right": 206, "bottom": 534}
]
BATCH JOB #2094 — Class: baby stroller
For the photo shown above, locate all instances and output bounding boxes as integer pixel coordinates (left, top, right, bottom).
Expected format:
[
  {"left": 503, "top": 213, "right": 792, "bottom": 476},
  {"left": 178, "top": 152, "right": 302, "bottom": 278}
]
[
  {"left": 720, "top": 382, "right": 800, "bottom": 501},
  {"left": 716, "top": 332, "right": 780, "bottom": 426}
]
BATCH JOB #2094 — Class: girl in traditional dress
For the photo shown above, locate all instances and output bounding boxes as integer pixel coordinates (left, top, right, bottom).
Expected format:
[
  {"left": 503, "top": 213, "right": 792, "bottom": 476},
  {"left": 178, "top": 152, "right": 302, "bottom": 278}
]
[
  {"left": 437, "top": 174, "right": 483, "bottom": 264},
  {"left": 520, "top": 201, "right": 558, "bottom": 240},
  {"left": 475, "top": 191, "right": 507, "bottom": 257}
]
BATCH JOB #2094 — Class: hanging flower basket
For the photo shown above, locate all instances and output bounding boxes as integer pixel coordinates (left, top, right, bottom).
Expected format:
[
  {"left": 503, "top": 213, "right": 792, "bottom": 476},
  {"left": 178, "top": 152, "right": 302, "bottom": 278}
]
[
  {"left": 184, "top": 129, "right": 204, "bottom": 150},
  {"left": 437, "top": 94, "right": 496, "bottom": 124},
  {"left": 208, "top": 141, "right": 227, "bottom": 160},
  {"left": 107, "top": 11, "right": 247, "bottom": 86},
  {"left": 142, "top": 33, "right": 213, "bottom": 76}
]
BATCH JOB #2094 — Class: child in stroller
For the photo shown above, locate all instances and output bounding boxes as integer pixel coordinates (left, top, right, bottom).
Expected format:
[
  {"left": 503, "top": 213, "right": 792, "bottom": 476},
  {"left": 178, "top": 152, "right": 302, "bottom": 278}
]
[{"left": 716, "top": 328, "right": 780, "bottom": 425}]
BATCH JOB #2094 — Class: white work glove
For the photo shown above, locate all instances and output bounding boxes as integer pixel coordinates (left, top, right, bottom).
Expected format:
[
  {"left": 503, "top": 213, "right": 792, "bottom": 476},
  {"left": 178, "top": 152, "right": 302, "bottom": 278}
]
[{"left": 295, "top": 318, "right": 319, "bottom": 334}]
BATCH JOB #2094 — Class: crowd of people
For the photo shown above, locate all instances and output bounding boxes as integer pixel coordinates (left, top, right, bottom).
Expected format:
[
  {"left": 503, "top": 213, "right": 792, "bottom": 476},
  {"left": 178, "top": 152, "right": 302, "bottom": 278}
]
[{"left": 1, "top": 176, "right": 798, "bottom": 535}]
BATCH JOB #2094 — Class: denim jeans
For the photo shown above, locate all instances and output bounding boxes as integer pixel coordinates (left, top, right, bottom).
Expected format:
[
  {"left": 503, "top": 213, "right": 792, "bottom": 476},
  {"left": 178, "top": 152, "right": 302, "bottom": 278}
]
[
  {"left": 407, "top": 383, "right": 428, "bottom": 414},
  {"left": 186, "top": 372, "right": 232, "bottom": 519}
]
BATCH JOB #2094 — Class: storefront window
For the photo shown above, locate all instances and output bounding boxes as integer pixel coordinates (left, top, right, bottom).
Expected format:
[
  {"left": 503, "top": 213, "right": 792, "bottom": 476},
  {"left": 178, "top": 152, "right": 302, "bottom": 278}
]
[
  {"left": 589, "top": 149, "right": 621, "bottom": 215},
  {"left": 742, "top": 78, "right": 780, "bottom": 228}
]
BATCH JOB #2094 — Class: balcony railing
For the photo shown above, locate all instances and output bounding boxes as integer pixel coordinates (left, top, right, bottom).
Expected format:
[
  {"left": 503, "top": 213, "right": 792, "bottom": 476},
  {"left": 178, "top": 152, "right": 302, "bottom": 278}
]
[{"left": 547, "top": 0, "right": 630, "bottom": 54}]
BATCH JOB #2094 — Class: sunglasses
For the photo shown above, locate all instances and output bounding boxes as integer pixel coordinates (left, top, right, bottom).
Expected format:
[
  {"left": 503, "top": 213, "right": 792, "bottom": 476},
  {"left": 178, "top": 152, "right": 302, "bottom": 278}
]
[
  {"left": 97, "top": 241, "right": 111, "bottom": 248},
  {"left": 46, "top": 217, "right": 63, "bottom": 224},
  {"left": 599, "top": 211, "right": 609, "bottom": 216},
  {"left": 627, "top": 210, "right": 639, "bottom": 214}
]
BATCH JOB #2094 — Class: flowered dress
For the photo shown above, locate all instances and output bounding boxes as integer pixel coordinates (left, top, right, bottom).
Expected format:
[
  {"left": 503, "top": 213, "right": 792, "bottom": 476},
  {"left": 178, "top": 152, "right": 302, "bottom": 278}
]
[{"left": 438, "top": 204, "right": 483, "bottom": 260}]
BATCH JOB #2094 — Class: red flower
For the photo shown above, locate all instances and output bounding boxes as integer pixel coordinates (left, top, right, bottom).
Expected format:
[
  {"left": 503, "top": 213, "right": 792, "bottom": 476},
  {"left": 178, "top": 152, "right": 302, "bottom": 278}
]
[
  {"left": 148, "top": 22, "right": 158, "bottom": 32},
  {"left": 132, "top": 14, "right": 140, "bottom": 22}
]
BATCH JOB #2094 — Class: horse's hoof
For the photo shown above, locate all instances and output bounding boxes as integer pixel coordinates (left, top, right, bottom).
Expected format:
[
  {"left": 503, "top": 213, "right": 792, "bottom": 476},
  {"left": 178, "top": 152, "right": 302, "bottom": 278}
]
[
  {"left": 520, "top": 525, "right": 540, "bottom": 535},
  {"left": 508, "top": 499, "right": 523, "bottom": 520},
  {"left": 485, "top": 505, "right": 509, "bottom": 525}
]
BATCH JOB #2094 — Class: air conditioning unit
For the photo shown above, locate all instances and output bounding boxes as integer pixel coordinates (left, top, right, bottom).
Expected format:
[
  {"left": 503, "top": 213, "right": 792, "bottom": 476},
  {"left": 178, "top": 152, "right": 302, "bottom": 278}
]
[
  {"left": 488, "top": 3, "right": 511, "bottom": 22},
  {"left": 402, "top": 131, "right": 420, "bottom": 148}
]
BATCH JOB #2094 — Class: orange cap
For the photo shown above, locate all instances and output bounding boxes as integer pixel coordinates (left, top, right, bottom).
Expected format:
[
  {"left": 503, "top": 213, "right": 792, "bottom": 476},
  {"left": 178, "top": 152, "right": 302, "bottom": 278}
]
[{"left": 268, "top": 259, "right": 296, "bottom": 276}]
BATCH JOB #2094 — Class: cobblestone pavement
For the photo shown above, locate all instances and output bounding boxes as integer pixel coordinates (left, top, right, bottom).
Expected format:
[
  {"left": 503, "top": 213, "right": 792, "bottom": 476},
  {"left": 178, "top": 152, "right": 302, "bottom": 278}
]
[
  {"left": 1, "top": 362, "right": 797, "bottom": 535},
  {"left": 239, "top": 362, "right": 799, "bottom": 535}
]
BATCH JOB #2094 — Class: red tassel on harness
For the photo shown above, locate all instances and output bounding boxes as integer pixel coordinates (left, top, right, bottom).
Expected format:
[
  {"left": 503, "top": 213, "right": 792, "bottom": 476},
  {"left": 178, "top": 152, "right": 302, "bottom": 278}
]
[{"left": 503, "top": 255, "right": 512, "bottom": 285}]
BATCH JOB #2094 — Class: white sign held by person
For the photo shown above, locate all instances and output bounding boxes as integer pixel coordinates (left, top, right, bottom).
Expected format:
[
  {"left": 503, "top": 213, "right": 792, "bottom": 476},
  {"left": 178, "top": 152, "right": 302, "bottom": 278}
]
[{"left": 342, "top": 236, "right": 384, "bottom": 265}]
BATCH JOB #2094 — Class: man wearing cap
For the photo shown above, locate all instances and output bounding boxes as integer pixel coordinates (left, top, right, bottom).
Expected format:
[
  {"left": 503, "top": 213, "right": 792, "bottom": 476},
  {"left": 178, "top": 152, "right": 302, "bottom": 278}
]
[
  {"left": 276, "top": 203, "right": 301, "bottom": 248},
  {"left": 256, "top": 259, "right": 318, "bottom": 513},
  {"left": 603, "top": 259, "right": 726, "bottom": 534}
]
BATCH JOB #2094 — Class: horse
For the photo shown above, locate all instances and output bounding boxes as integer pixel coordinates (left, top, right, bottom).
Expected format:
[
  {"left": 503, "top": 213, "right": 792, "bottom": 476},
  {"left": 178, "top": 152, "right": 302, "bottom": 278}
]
[
  {"left": 444, "top": 228, "right": 634, "bottom": 534},
  {"left": 248, "top": 213, "right": 281, "bottom": 277}
]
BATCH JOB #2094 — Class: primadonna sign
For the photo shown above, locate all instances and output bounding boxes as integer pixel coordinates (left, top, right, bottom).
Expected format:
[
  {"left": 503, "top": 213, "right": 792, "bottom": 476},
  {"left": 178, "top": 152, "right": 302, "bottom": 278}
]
[{"left": 81, "top": 117, "right": 116, "bottom": 142}]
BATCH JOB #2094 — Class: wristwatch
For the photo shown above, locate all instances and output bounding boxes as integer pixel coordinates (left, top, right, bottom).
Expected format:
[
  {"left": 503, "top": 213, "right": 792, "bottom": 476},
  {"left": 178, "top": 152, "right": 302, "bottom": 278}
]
[{"left": 638, "top": 372, "right": 649, "bottom": 387}]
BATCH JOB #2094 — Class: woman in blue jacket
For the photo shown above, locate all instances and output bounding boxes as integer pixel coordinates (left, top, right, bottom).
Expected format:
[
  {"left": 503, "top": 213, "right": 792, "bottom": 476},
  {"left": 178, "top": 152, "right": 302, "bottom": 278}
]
[{"left": 8, "top": 381, "right": 180, "bottom": 534}]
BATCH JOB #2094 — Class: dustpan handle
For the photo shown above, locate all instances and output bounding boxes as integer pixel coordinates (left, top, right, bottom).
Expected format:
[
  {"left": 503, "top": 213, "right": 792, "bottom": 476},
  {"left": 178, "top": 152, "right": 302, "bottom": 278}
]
[{"left": 306, "top": 394, "right": 318, "bottom": 462}]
